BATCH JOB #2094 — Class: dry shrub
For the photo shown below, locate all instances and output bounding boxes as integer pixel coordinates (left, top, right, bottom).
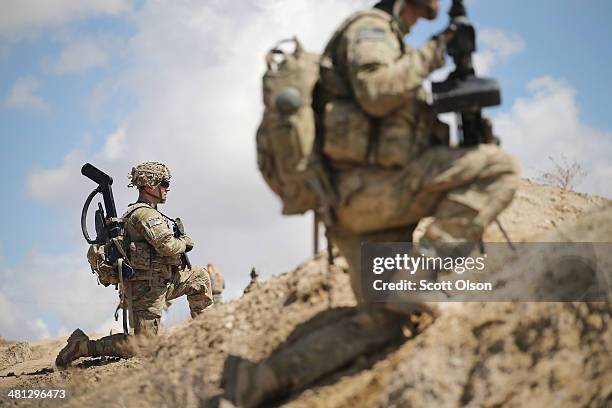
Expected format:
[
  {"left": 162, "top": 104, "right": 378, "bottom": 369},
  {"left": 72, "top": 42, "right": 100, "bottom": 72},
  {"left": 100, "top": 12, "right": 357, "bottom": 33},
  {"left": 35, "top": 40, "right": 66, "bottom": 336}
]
[{"left": 537, "top": 155, "right": 587, "bottom": 190}]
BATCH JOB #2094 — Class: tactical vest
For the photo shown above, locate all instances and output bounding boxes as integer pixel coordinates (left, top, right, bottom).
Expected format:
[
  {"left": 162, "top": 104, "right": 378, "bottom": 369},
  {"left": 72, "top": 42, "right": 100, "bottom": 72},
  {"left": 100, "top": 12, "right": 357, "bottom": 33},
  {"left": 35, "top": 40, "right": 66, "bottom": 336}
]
[
  {"left": 319, "top": 9, "right": 448, "bottom": 169},
  {"left": 123, "top": 203, "right": 182, "bottom": 282}
]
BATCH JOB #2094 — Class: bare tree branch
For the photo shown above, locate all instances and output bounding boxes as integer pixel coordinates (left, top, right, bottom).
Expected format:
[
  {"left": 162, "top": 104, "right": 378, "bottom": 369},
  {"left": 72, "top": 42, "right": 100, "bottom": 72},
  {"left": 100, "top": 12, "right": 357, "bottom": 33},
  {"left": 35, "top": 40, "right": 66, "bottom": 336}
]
[{"left": 536, "top": 155, "right": 587, "bottom": 190}]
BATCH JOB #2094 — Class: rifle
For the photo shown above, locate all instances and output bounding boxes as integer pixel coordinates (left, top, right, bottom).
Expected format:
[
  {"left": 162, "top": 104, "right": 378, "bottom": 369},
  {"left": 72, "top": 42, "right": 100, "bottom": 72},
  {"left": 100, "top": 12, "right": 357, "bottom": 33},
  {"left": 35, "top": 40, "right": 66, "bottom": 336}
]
[
  {"left": 432, "top": 0, "right": 502, "bottom": 146},
  {"left": 431, "top": 1, "right": 514, "bottom": 250},
  {"left": 81, "top": 163, "right": 134, "bottom": 334},
  {"left": 171, "top": 217, "right": 192, "bottom": 269}
]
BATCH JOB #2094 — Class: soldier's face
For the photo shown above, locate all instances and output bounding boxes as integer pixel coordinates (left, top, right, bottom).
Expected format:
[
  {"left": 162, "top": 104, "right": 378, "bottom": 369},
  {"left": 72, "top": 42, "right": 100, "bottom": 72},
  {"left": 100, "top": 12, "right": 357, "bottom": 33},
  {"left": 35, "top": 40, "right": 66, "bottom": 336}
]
[
  {"left": 423, "top": 0, "right": 439, "bottom": 20},
  {"left": 158, "top": 184, "right": 170, "bottom": 203},
  {"left": 401, "top": 0, "right": 439, "bottom": 25},
  {"left": 142, "top": 182, "right": 170, "bottom": 204}
]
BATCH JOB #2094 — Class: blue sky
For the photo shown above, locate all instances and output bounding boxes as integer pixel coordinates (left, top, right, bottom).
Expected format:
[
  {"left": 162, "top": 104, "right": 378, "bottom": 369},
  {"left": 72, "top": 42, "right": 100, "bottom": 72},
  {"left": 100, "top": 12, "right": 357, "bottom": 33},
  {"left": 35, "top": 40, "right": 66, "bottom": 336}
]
[{"left": 1, "top": 0, "right": 611, "bottom": 340}]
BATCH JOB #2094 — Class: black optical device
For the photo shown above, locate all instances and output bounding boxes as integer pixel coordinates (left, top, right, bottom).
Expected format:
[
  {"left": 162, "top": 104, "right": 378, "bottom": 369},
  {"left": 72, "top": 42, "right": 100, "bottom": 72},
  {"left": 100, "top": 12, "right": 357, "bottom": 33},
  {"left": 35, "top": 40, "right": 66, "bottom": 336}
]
[{"left": 431, "top": 0, "right": 501, "bottom": 146}]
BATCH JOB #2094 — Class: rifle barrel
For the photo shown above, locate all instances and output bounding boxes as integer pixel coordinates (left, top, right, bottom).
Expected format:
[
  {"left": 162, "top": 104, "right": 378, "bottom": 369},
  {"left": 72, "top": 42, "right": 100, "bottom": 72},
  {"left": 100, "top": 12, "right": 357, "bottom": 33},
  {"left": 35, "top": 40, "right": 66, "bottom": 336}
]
[{"left": 82, "top": 163, "right": 113, "bottom": 186}]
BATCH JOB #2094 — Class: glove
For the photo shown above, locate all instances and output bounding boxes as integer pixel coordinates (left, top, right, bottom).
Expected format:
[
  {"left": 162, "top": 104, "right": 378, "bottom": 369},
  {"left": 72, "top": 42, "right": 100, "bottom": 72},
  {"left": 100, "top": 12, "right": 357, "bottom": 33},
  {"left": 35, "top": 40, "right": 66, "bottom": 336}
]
[
  {"left": 432, "top": 24, "right": 455, "bottom": 46},
  {"left": 183, "top": 235, "right": 194, "bottom": 252},
  {"left": 482, "top": 117, "right": 500, "bottom": 145}
]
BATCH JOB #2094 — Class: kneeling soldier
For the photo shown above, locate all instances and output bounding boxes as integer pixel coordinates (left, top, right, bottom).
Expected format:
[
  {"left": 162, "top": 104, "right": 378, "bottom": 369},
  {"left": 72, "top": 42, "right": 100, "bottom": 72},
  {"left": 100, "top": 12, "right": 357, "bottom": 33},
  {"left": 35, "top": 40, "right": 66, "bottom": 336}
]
[{"left": 56, "top": 162, "right": 213, "bottom": 368}]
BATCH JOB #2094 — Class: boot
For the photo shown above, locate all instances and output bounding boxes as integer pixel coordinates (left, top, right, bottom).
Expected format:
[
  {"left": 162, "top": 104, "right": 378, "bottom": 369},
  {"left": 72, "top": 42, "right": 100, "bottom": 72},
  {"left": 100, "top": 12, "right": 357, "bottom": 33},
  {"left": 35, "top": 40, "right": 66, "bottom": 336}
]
[
  {"left": 222, "top": 308, "right": 406, "bottom": 407},
  {"left": 55, "top": 329, "right": 90, "bottom": 369},
  {"left": 222, "top": 355, "right": 279, "bottom": 408}
]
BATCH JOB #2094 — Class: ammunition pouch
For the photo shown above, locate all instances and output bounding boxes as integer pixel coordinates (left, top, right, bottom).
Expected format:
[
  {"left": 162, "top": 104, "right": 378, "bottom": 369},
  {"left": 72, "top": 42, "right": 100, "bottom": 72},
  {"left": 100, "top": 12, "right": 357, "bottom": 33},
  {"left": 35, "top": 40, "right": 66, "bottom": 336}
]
[
  {"left": 323, "top": 99, "right": 372, "bottom": 164},
  {"left": 324, "top": 95, "right": 451, "bottom": 169},
  {"left": 87, "top": 243, "right": 119, "bottom": 287},
  {"left": 129, "top": 241, "right": 181, "bottom": 281}
]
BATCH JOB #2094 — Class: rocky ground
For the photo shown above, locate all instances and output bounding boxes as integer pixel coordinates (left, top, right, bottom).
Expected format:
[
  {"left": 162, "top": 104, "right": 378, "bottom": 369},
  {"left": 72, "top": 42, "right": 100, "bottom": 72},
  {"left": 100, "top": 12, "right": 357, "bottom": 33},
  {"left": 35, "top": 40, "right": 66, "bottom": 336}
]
[{"left": 1, "top": 181, "right": 610, "bottom": 407}]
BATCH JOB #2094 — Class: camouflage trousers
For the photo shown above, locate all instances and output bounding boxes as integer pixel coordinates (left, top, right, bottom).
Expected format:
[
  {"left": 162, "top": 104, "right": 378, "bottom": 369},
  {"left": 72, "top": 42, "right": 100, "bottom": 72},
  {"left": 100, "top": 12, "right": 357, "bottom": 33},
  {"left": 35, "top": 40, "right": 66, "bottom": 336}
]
[
  {"left": 131, "top": 265, "right": 214, "bottom": 336},
  {"left": 328, "top": 144, "right": 521, "bottom": 302},
  {"left": 87, "top": 266, "right": 213, "bottom": 359}
]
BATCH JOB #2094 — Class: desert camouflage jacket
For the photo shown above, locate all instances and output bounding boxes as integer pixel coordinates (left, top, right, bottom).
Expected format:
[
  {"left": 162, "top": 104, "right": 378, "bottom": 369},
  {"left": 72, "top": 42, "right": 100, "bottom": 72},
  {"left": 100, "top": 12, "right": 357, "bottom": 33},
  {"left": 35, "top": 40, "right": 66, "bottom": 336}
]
[{"left": 123, "top": 202, "right": 192, "bottom": 279}]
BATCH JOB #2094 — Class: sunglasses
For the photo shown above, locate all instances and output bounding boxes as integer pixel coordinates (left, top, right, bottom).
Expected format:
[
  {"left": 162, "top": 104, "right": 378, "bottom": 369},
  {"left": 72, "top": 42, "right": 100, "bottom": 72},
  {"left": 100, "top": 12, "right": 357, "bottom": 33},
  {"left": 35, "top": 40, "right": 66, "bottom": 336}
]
[{"left": 159, "top": 180, "right": 170, "bottom": 188}]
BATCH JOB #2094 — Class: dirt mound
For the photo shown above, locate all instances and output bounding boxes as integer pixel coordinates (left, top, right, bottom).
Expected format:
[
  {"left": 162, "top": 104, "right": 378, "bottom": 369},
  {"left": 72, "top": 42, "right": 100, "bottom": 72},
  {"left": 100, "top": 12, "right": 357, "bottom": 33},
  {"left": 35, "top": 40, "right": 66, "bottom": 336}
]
[
  {"left": 0, "top": 343, "right": 32, "bottom": 372},
  {"left": 1, "top": 182, "right": 610, "bottom": 407}
]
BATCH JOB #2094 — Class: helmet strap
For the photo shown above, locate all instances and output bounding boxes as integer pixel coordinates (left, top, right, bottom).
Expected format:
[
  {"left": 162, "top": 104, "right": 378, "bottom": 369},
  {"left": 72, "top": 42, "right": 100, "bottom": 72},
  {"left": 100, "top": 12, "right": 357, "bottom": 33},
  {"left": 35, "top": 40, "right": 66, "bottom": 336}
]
[
  {"left": 392, "top": 0, "right": 409, "bottom": 34},
  {"left": 140, "top": 185, "right": 163, "bottom": 204}
]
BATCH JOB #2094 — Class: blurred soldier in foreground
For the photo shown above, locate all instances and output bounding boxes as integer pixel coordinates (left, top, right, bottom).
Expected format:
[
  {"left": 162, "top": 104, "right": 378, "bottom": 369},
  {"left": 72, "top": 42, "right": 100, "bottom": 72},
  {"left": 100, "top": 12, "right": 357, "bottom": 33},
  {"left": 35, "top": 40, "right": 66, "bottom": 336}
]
[
  {"left": 224, "top": 0, "right": 519, "bottom": 405},
  {"left": 56, "top": 162, "right": 213, "bottom": 368},
  {"left": 319, "top": 0, "right": 519, "bottom": 303}
]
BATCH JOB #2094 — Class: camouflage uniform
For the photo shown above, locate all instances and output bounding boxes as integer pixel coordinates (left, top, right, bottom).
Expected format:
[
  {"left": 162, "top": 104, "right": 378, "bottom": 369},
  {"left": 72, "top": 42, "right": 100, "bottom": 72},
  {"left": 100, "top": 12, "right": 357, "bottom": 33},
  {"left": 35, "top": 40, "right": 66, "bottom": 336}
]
[
  {"left": 223, "top": 3, "right": 520, "bottom": 406},
  {"left": 124, "top": 201, "right": 213, "bottom": 334},
  {"left": 56, "top": 162, "right": 212, "bottom": 368},
  {"left": 320, "top": 7, "right": 520, "bottom": 302}
]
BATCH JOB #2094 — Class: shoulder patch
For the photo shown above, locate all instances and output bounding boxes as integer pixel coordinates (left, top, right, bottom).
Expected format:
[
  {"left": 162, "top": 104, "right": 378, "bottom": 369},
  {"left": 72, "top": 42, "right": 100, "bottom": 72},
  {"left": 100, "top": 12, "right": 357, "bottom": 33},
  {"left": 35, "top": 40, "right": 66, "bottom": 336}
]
[
  {"left": 147, "top": 217, "right": 163, "bottom": 228},
  {"left": 355, "top": 27, "right": 386, "bottom": 42}
]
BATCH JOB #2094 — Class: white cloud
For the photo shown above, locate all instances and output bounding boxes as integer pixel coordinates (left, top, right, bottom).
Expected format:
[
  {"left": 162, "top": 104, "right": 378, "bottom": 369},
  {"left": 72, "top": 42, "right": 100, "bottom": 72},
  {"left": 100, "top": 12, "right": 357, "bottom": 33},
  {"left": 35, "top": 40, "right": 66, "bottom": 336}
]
[
  {"left": 29, "top": 0, "right": 369, "bottom": 235},
  {"left": 3, "top": 76, "right": 48, "bottom": 111},
  {"left": 426, "top": 28, "right": 525, "bottom": 144},
  {"left": 27, "top": 148, "right": 89, "bottom": 207},
  {"left": 0, "top": 292, "right": 19, "bottom": 337},
  {"left": 28, "top": 319, "right": 51, "bottom": 340},
  {"left": 0, "top": 289, "right": 50, "bottom": 340},
  {"left": 56, "top": 326, "right": 70, "bottom": 337},
  {"left": 0, "top": 248, "right": 122, "bottom": 341},
  {"left": 102, "top": 127, "right": 127, "bottom": 160},
  {"left": 473, "top": 29, "right": 525, "bottom": 75},
  {"left": 426, "top": 28, "right": 525, "bottom": 83},
  {"left": 0, "top": 44, "right": 8, "bottom": 62},
  {"left": 0, "top": 0, "right": 131, "bottom": 40},
  {"left": 19, "top": 0, "right": 368, "bottom": 341},
  {"left": 479, "top": 28, "right": 526, "bottom": 59},
  {"left": 20, "top": 3, "right": 609, "bottom": 343},
  {"left": 94, "top": 317, "right": 124, "bottom": 336},
  {"left": 50, "top": 40, "right": 109, "bottom": 74},
  {"left": 494, "top": 76, "right": 612, "bottom": 198}
]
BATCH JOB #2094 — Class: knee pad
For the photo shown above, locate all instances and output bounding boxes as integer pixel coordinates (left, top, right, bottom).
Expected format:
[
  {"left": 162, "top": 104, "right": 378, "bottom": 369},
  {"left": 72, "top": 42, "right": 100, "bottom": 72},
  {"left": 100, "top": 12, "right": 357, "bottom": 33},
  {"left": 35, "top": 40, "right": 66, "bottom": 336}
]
[
  {"left": 133, "top": 312, "right": 160, "bottom": 336},
  {"left": 188, "top": 291, "right": 214, "bottom": 314}
]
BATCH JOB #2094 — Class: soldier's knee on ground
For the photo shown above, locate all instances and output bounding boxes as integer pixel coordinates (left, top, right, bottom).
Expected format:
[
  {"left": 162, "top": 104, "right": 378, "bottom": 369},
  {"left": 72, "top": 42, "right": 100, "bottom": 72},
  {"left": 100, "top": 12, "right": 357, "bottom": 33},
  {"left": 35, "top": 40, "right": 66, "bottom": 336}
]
[{"left": 133, "top": 311, "right": 160, "bottom": 336}]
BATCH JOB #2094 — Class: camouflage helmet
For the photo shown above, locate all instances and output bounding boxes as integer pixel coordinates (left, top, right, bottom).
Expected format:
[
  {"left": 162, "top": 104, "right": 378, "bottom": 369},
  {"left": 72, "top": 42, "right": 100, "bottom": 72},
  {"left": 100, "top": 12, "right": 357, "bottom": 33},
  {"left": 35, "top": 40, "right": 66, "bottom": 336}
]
[
  {"left": 128, "top": 162, "right": 171, "bottom": 188},
  {"left": 393, "top": 0, "right": 439, "bottom": 21}
]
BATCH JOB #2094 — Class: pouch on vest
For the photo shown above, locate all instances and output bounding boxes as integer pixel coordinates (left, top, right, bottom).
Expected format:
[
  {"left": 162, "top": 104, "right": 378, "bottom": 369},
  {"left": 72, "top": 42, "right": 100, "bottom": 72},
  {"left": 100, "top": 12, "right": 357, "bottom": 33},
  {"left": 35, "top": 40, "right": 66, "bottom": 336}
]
[
  {"left": 129, "top": 241, "right": 151, "bottom": 270},
  {"left": 129, "top": 240, "right": 180, "bottom": 281},
  {"left": 323, "top": 99, "right": 372, "bottom": 164},
  {"left": 87, "top": 243, "right": 119, "bottom": 287},
  {"left": 317, "top": 10, "right": 395, "bottom": 167},
  {"left": 377, "top": 97, "right": 450, "bottom": 168},
  {"left": 256, "top": 38, "right": 336, "bottom": 219}
]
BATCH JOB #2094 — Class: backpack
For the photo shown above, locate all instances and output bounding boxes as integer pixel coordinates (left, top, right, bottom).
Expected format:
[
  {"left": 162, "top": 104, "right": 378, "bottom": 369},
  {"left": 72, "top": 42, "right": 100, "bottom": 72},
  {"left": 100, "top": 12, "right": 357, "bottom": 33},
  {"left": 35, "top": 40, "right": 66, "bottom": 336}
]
[
  {"left": 255, "top": 38, "right": 336, "bottom": 224},
  {"left": 87, "top": 243, "right": 119, "bottom": 287},
  {"left": 256, "top": 12, "right": 395, "bottom": 225},
  {"left": 85, "top": 203, "right": 149, "bottom": 287}
]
